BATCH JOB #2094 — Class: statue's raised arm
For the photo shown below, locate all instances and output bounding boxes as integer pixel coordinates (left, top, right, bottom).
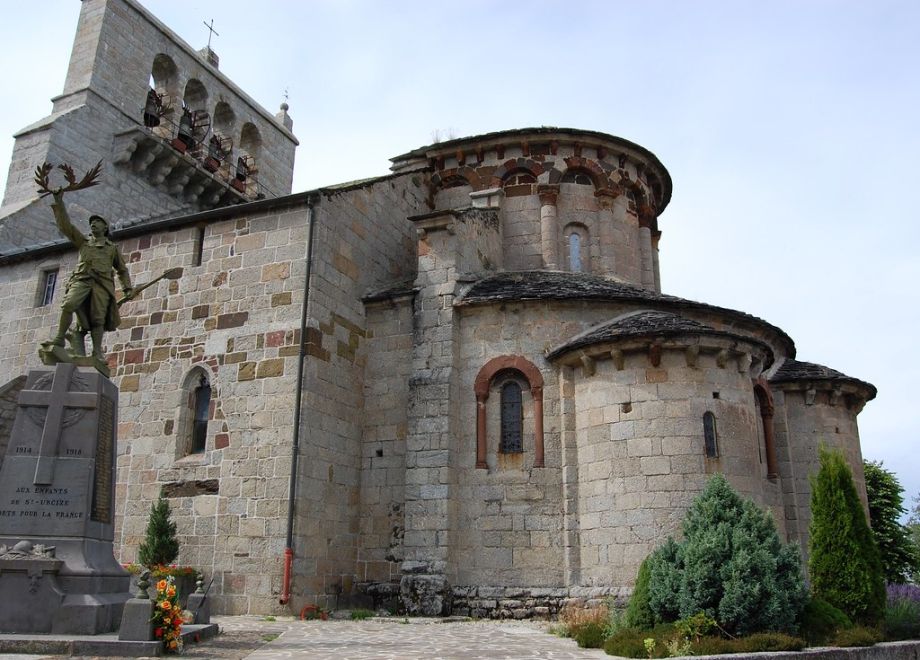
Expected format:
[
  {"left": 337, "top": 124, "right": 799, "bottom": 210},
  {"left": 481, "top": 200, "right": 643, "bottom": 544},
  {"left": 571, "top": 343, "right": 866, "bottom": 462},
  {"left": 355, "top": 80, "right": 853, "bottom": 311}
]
[{"left": 50, "top": 191, "right": 86, "bottom": 248}]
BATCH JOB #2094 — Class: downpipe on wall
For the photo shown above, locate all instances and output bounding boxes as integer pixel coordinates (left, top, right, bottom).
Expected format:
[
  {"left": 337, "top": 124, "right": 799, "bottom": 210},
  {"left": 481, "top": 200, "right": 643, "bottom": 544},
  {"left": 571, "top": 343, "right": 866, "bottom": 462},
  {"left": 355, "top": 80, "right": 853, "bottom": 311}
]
[{"left": 281, "top": 197, "right": 317, "bottom": 605}]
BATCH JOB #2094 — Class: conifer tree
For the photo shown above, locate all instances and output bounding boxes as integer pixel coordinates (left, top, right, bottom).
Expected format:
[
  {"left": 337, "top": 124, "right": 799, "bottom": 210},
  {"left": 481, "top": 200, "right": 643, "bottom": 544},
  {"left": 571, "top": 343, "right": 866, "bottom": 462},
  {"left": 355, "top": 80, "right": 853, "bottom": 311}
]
[
  {"left": 138, "top": 496, "right": 179, "bottom": 567},
  {"left": 863, "top": 460, "right": 920, "bottom": 583},
  {"left": 809, "top": 447, "right": 885, "bottom": 623}
]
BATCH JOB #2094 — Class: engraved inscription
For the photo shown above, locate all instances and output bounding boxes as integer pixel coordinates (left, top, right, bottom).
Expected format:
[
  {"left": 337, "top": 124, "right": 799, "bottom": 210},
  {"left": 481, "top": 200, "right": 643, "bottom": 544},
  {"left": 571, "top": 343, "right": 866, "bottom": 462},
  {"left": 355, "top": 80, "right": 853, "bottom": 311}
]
[{"left": 91, "top": 396, "right": 114, "bottom": 524}]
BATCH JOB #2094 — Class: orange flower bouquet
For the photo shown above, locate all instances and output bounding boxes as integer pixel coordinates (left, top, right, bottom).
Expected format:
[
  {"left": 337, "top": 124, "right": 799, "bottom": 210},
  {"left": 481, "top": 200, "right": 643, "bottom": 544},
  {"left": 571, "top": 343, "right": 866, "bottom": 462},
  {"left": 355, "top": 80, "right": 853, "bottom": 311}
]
[{"left": 151, "top": 574, "right": 192, "bottom": 653}]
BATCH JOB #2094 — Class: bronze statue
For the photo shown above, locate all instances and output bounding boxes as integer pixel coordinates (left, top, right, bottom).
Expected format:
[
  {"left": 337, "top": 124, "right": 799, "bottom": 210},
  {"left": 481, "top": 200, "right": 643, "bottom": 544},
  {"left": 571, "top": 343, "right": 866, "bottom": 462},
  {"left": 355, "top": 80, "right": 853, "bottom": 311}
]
[
  {"left": 47, "top": 190, "right": 134, "bottom": 360},
  {"left": 35, "top": 162, "right": 131, "bottom": 372},
  {"left": 34, "top": 162, "right": 182, "bottom": 375}
]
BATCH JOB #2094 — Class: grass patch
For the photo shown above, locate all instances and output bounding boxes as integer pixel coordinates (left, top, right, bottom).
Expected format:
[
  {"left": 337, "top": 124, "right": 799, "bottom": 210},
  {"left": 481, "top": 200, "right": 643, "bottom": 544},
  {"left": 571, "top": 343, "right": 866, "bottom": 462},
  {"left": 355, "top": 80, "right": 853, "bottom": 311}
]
[
  {"left": 350, "top": 608, "right": 375, "bottom": 620},
  {"left": 261, "top": 633, "right": 280, "bottom": 642},
  {"left": 261, "top": 615, "right": 276, "bottom": 622}
]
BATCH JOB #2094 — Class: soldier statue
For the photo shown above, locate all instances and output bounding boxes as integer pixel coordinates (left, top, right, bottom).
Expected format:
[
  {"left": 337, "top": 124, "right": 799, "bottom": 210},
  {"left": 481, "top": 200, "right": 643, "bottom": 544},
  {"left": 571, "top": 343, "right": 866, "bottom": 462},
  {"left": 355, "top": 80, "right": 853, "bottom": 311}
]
[
  {"left": 35, "top": 162, "right": 180, "bottom": 374},
  {"left": 45, "top": 190, "right": 134, "bottom": 361}
]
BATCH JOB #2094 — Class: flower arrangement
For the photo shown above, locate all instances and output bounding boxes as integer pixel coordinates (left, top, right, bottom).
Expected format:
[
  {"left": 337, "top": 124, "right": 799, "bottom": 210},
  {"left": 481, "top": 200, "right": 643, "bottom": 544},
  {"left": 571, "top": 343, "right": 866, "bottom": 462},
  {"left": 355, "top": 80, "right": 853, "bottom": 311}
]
[
  {"left": 151, "top": 574, "right": 192, "bottom": 653},
  {"left": 124, "top": 563, "right": 200, "bottom": 580}
]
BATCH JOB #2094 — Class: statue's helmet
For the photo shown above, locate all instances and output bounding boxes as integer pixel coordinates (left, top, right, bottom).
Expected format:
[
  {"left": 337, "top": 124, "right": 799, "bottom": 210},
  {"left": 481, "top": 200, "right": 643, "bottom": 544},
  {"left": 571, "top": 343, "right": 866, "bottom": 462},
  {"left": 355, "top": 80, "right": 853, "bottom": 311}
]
[{"left": 88, "top": 214, "right": 109, "bottom": 228}]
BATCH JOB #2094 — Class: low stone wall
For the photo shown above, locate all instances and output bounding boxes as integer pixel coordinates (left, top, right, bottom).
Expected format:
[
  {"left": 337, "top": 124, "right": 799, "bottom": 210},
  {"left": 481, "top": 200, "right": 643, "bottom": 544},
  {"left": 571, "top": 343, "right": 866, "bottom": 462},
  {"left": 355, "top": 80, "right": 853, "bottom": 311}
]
[
  {"left": 450, "top": 585, "right": 630, "bottom": 619},
  {"left": 687, "top": 641, "right": 920, "bottom": 660}
]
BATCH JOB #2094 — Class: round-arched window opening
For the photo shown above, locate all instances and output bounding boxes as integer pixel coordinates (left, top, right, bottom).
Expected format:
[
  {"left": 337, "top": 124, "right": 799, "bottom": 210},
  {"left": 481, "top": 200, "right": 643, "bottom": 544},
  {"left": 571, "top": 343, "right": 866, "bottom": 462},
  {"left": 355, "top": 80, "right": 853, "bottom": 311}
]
[{"left": 499, "top": 381, "right": 524, "bottom": 454}]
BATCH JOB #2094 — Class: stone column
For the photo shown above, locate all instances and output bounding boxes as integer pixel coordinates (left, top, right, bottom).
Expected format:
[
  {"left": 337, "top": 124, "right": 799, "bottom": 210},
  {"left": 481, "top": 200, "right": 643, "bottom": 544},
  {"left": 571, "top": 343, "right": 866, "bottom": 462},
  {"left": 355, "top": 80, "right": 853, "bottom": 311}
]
[
  {"left": 595, "top": 189, "right": 619, "bottom": 275},
  {"left": 638, "top": 207, "right": 656, "bottom": 290},
  {"left": 401, "top": 214, "right": 458, "bottom": 616},
  {"left": 559, "top": 367, "right": 580, "bottom": 586},
  {"left": 538, "top": 185, "right": 559, "bottom": 270},
  {"left": 651, "top": 230, "right": 662, "bottom": 293}
]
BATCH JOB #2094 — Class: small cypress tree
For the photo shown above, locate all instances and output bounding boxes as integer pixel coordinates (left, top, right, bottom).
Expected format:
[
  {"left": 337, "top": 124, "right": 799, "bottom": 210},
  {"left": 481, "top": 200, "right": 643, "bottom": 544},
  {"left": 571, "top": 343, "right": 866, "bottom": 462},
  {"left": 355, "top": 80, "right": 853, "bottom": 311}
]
[
  {"left": 809, "top": 447, "right": 885, "bottom": 624},
  {"left": 138, "top": 496, "right": 179, "bottom": 567},
  {"left": 625, "top": 555, "right": 655, "bottom": 629}
]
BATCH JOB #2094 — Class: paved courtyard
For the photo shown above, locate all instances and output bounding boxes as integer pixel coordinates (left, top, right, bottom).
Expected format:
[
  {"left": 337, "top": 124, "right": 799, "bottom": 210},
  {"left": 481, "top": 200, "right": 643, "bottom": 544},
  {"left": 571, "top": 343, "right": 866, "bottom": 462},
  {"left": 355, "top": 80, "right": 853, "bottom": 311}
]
[{"left": 1, "top": 615, "right": 608, "bottom": 659}]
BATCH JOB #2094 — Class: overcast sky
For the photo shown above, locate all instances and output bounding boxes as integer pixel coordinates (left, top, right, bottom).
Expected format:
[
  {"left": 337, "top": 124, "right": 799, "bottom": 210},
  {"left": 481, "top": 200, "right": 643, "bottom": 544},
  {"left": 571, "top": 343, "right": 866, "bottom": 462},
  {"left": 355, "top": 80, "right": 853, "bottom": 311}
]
[{"left": 1, "top": 1, "right": 918, "bottom": 510}]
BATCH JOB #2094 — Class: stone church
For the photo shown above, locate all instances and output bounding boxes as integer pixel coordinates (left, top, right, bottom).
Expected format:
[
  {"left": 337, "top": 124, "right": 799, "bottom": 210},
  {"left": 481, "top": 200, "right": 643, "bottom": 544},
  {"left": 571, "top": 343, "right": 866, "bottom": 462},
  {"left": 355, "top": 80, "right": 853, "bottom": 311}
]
[{"left": 0, "top": 0, "right": 876, "bottom": 616}]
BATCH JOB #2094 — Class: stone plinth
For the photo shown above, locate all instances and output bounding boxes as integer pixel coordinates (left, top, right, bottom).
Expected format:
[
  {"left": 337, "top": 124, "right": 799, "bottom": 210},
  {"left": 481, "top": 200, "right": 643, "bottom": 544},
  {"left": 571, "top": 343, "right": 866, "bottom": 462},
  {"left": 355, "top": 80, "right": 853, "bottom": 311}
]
[{"left": 0, "top": 364, "right": 129, "bottom": 634}]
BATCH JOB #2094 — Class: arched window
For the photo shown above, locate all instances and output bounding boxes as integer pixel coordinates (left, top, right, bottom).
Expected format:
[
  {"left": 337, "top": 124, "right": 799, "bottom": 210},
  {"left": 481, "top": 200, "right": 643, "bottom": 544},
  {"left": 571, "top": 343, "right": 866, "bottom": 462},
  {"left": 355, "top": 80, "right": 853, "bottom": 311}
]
[
  {"left": 147, "top": 54, "right": 178, "bottom": 136},
  {"left": 190, "top": 373, "right": 211, "bottom": 454},
  {"left": 502, "top": 169, "right": 537, "bottom": 197},
  {"left": 568, "top": 233, "right": 582, "bottom": 272},
  {"left": 561, "top": 169, "right": 594, "bottom": 186},
  {"left": 176, "top": 367, "right": 214, "bottom": 458},
  {"left": 564, "top": 223, "right": 589, "bottom": 273},
  {"left": 474, "top": 356, "right": 545, "bottom": 468},
  {"left": 500, "top": 381, "right": 524, "bottom": 453},
  {"left": 753, "top": 381, "right": 778, "bottom": 478},
  {"left": 703, "top": 411, "right": 718, "bottom": 458}
]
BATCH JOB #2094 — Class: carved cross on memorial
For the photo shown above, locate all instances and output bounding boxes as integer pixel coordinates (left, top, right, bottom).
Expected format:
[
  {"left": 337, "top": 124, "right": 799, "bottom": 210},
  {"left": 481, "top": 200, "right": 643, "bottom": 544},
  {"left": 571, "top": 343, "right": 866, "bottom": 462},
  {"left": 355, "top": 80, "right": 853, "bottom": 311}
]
[{"left": 18, "top": 363, "right": 98, "bottom": 485}]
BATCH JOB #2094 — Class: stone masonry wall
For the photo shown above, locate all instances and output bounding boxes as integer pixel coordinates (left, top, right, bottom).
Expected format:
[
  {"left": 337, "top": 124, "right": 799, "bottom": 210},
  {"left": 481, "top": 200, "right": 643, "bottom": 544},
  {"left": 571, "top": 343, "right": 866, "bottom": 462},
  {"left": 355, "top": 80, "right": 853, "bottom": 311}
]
[
  {"left": 357, "top": 298, "right": 413, "bottom": 587},
  {"left": 571, "top": 344, "right": 784, "bottom": 587},
  {"left": 108, "top": 206, "right": 309, "bottom": 615},
  {"left": 290, "top": 175, "right": 425, "bottom": 611},
  {"left": 774, "top": 386, "right": 867, "bottom": 561}
]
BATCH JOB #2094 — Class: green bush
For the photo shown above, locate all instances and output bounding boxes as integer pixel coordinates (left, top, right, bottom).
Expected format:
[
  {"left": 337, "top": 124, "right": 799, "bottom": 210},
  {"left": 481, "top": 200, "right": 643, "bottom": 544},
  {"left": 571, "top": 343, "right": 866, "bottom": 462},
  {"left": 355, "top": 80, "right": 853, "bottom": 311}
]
[
  {"left": 137, "top": 497, "right": 179, "bottom": 568},
  {"left": 799, "top": 597, "right": 852, "bottom": 645},
  {"left": 832, "top": 626, "right": 883, "bottom": 647},
  {"left": 675, "top": 611, "right": 716, "bottom": 641},
  {"left": 737, "top": 632, "right": 806, "bottom": 652},
  {"left": 809, "top": 447, "right": 886, "bottom": 624},
  {"left": 604, "top": 629, "right": 806, "bottom": 658},
  {"left": 646, "top": 474, "right": 807, "bottom": 635},
  {"left": 626, "top": 556, "right": 654, "bottom": 629},
  {"left": 603, "top": 624, "right": 674, "bottom": 658},
  {"left": 689, "top": 636, "right": 736, "bottom": 655},
  {"left": 573, "top": 621, "right": 608, "bottom": 648}
]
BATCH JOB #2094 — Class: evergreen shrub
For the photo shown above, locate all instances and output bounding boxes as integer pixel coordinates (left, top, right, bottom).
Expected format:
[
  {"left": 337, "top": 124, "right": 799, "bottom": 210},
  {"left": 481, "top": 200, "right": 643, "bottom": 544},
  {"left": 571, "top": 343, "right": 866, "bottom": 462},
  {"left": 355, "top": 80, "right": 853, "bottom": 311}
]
[
  {"left": 646, "top": 474, "right": 807, "bottom": 635},
  {"left": 809, "top": 447, "right": 886, "bottom": 624},
  {"left": 138, "top": 496, "right": 180, "bottom": 567},
  {"left": 799, "top": 597, "right": 852, "bottom": 645}
]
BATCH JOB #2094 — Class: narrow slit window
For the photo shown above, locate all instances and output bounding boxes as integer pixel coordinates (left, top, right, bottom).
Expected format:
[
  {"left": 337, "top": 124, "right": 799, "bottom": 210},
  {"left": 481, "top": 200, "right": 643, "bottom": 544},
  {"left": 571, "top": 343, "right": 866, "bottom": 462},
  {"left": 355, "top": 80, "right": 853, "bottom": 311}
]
[
  {"left": 500, "top": 381, "right": 523, "bottom": 454},
  {"left": 193, "top": 226, "right": 205, "bottom": 266},
  {"left": 568, "top": 233, "right": 582, "bottom": 272},
  {"left": 703, "top": 411, "right": 718, "bottom": 458},
  {"left": 39, "top": 269, "right": 59, "bottom": 307},
  {"left": 191, "top": 375, "right": 211, "bottom": 454}
]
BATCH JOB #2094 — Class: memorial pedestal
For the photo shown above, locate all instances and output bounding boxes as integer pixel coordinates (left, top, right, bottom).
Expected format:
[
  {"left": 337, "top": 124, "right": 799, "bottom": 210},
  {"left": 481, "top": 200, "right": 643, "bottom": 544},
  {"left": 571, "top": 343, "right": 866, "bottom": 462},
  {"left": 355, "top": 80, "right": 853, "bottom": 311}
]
[{"left": 0, "top": 364, "right": 129, "bottom": 634}]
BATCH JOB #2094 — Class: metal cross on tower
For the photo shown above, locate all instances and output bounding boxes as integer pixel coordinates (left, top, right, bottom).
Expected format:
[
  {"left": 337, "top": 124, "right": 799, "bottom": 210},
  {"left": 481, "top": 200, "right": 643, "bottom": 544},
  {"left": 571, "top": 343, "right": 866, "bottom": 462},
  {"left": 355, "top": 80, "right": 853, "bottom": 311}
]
[{"left": 203, "top": 19, "right": 219, "bottom": 49}]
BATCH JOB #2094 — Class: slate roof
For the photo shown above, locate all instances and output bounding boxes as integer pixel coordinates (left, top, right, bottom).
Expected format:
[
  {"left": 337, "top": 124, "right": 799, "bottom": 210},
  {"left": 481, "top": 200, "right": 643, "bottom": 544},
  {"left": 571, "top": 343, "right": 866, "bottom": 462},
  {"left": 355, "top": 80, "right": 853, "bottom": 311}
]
[
  {"left": 456, "top": 270, "right": 795, "bottom": 355},
  {"left": 545, "top": 310, "right": 769, "bottom": 360},
  {"left": 770, "top": 358, "right": 877, "bottom": 398}
]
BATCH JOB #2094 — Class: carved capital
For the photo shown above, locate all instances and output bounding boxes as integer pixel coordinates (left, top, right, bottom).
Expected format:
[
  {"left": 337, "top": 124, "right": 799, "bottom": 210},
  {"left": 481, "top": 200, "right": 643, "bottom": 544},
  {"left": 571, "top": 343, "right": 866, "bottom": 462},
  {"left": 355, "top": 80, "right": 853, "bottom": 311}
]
[
  {"left": 648, "top": 343, "right": 662, "bottom": 368},
  {"left": 537, "top": 184, "right": 559, "bottom": 206},
  {"left": 594, "top": 187, "right": 620, "bottom": 209}
]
